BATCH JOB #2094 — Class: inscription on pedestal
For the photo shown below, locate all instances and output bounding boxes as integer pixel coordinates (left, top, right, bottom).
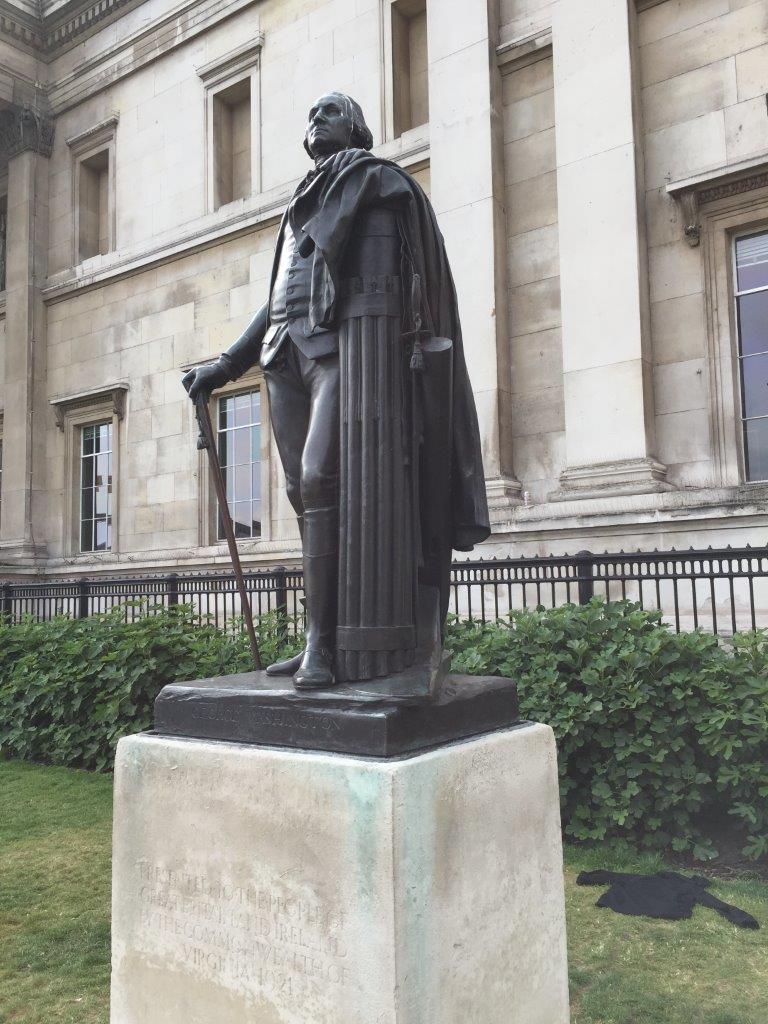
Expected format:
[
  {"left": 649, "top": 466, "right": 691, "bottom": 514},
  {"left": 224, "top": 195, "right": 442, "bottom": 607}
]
[
  {"left": 134, "top": 860, "right": 352, "bottom": 1001},
  {"left": 188, "top": 700, "right": 344, "bottom": 737}
]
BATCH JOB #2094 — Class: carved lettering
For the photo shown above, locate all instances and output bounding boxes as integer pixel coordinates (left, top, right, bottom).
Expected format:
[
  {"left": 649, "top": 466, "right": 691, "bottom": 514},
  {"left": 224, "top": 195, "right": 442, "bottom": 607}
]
[
  {"left": 189, "top": 702, "right": 343, "bottom": 734},
  {"left": 135, "top": 860, "right": 351, "bottom": 997}
]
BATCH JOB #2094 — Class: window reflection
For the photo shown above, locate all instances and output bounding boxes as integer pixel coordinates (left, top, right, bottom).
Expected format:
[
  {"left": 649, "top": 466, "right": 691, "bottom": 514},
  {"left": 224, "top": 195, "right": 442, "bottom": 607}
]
[
  {"left": 217, "top": 389, "right": 262, "bottom": 539},
  {"left": 80, "top": 422, "right": 112, "bottom": 551},
  {"left": 735, "top": 232, "right": 768, "bottom": 481}
]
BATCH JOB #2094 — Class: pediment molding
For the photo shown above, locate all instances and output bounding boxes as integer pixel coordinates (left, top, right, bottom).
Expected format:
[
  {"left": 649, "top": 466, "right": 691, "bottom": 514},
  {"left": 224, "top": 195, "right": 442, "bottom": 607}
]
[
  {"left": 667, "top": 157, "right": 768, "bottom": 247},
  {"left": 51, "top": 382, "right": 129, "bottom": 430}
]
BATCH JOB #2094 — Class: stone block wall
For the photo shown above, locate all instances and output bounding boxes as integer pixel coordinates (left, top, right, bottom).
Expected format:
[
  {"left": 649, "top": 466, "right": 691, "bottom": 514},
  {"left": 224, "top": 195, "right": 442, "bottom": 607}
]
[
  {"left": 503, "top": 54, "right": 564, "bottom": 503},
  {"left": 639, "top": 0, "right": 768, "bottom": 489},
  {"left": 1, "top": 0, "right": 767, "bottom": 577},
  {"left": 0, "top": 316, "right": 5, "bottom": 399}
]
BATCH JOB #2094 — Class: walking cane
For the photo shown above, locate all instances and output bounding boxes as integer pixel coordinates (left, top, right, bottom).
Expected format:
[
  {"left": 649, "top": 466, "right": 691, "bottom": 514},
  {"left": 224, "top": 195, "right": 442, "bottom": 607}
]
[{"left": 194, "top": 392, "right": 263, "bottom": 670}]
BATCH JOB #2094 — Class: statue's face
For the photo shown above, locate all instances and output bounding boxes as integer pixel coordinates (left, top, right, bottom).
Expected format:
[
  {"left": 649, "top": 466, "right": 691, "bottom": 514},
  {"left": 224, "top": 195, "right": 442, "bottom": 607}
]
[{"left": 305, "top": 94, "right": 353, "bottom": 158}]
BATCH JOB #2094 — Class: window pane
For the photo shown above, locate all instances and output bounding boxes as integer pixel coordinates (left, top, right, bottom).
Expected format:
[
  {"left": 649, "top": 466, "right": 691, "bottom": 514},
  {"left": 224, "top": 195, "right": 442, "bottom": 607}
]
[
  {"left": 234, "top": 464, "right": 251, "bottom": 502},
  {"left": 82, "top": 425, "right": 95, "bottom": 455},
  {"left": 745, "top": 418, "right": 768, "bottom": 481},
  {"left": 737, "top": 291, "right": 768, "bottom": 356},
  {"left": 251, "top": 500, "right": 261, "bottom": 535},
  {"left": 232, "top": 427, "right": 250, "bottom": 466},
  {"left": 94, "top": 518, "right": 110, "bottom": 551},
  {"left": 251, "top": 391, "right": 261, "bottom": 424},
  {"left": 736, "top": 232, "right": 768, "bottom": 292},
  {"left": 740, "top": 353, "right": 768, "bottom": 418},
  {"left": 95, "top": 453, "right": 111, "bottom": 487},
  {"left": 219, "top": 396, "right": 234, "bottom": 430},
  {"left": 251, "top": 462, "right": 261, "bottom": 501},
  {"left": 81, "top": 457, "right": 94, "bottom": 489},
  {"left": 81, "top": 487, "right": 94, "bottom": 521},
  {"left": 234, "top": 393, "right": 252, "bottom": 426},
  {"left": 251, "top": 424, "right": 260, "bottom": 463},
  {"left": 95, "top": 485, "right": 110, "bottom": 516},
  {"left": 99, "top": 423, "right": 111, "bottom": 452},
  {"left": 224, "top": 464, "right": 235, "bottom": 503},
  {"left": 233, "top": 501, "right": 251, "bottom": 538},
  {"left": 218, "top": 432, "right": 228, "bottom": 468},
  {"left": 80, "top": 519, "right": 93, "bottom": 552}
]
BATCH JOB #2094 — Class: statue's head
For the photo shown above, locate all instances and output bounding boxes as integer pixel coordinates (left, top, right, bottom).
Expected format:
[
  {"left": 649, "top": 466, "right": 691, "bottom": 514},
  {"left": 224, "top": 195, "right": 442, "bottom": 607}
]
[{"left": 303, "top": 92, "right": 374, "bottom": 159}]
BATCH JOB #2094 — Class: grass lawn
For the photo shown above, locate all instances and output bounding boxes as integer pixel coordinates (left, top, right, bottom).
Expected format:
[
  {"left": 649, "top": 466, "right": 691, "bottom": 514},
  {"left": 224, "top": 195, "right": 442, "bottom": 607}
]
[{"left": 1, "top": 760, "right": 767, "bottom": 1024}]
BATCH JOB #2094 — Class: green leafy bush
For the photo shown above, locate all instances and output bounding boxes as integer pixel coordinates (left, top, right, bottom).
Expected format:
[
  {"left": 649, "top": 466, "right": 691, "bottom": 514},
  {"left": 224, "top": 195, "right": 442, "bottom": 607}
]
[
  {"left": 0, "top": 605, "right": 302, "bottom": 772},
  {"left": 2, "top": 599, "right": 765, "bottom": 861},
  {"left": 446, "top": 601, "right": 768, "bottom": 861}
]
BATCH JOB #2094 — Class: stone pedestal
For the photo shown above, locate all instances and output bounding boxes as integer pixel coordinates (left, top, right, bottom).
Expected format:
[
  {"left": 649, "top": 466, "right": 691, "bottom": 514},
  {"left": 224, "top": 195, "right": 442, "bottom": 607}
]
[{"left": 111, "top": 723, "right": 569, "bottom": 1024}]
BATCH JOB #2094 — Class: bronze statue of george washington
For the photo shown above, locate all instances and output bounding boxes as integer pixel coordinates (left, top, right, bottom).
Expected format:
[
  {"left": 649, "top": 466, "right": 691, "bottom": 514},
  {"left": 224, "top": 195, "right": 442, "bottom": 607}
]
[{"left": 184, "top": 92, "right": 489, "bottom": 694}]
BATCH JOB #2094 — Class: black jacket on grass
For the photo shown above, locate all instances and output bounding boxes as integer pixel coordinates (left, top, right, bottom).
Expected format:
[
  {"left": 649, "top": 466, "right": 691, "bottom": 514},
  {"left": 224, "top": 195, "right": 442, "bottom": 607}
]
[{"left": 577, "top": 870, "right": 759, "bottom": 929}]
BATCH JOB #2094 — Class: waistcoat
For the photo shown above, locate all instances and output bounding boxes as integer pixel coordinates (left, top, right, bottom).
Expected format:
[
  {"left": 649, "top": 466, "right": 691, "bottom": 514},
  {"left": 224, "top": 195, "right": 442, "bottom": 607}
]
[
  {"left": 261, "top": 206, "right": 403, "bottom": 368},
  {"left": 269, "top": 222, "right": 313, "bottom": 323}
]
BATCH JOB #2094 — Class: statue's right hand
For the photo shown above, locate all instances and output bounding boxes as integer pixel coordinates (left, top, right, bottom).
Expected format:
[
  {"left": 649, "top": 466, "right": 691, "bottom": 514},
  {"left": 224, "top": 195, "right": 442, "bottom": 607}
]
[{"left": 182, "top": 361, "right": 229, "bottom": 400}]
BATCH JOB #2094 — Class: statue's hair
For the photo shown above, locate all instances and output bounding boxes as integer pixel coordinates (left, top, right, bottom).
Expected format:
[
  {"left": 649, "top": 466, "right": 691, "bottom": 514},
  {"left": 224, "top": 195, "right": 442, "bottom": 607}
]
[{"left": 303, "top": 92, "right": 374, "bottom": 156}]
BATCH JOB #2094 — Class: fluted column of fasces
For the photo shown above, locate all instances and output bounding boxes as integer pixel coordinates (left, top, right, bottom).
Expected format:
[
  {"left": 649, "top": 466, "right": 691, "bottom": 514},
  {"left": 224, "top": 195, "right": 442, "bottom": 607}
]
[
  {"left": 339, "top": 316, "right": 360, "bottom": 682},
  {"left": 359, "top": 311, "right": 375, "bottom": 681},
  {"left": 335, "top": 304, "right": 416, "bottom": 683},
  {"left": 338, "top": 322, "right": 350, "bottom": 670}
]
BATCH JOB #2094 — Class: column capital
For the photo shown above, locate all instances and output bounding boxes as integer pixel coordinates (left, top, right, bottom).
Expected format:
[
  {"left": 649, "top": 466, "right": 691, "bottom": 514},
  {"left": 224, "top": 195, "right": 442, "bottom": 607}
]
[{"left": 0, "top": 103, "right": 55, "bottom": 169}]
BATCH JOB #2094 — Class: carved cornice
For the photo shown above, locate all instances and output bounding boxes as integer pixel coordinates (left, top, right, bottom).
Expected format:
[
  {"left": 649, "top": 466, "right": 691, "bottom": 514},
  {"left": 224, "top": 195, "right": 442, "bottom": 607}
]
[
  {"left": 697, "top": 172, "right": 768, "bottom": 206},
  {"left": 0, "top": 4, "right": 45, "bottom": 51},
  {"left": 51, "top": 383, "right": 129, "bottom": 430},
  {"left": 66, "top": 114, "right": 118, "bottom": 153},
  {"left": 0, "top": 103, "right": 55, "bottom": 169},
  {"left": 197, "top": 36, "right": 264, "bottom": 85},
  {"left": 496, "top": 28, "right": 553, "bottom": 73},
  {"left": 667, "top": 158, "right": 768, "bottom": 247},
  {"left": 635, "top": 0, "right": 668, "bottom": 11},
  {"left": 0, "top": 0, "right": 148, "bottom": 56},
  {"left": 49, "top": 0, "right": 259, "bottom": 115}
]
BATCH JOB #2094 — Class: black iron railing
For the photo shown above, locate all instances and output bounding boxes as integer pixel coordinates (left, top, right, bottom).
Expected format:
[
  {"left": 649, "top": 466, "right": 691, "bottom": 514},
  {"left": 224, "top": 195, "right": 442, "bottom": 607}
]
[{"left": 1, "top": 545, "right": 767, "bottom": 636}]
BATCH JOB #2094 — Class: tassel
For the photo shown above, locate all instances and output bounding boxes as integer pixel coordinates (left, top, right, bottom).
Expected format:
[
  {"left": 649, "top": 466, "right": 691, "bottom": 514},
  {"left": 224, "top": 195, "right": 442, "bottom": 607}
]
[
  {"left": 410, "top": 337, "right": 425, "bottom": 373},
  {"left": 411, "top": 273, "right": 422, "bottom": 323},
  {"left": 408, "top": 271, "right": 425, "bottom": 371}
]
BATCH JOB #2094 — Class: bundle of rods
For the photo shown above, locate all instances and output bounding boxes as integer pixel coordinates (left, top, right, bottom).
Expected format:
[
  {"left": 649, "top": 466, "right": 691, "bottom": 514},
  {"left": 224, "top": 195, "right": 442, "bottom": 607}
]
[{"left": 336, "top": 311, "right": 417, "bottom": 682}]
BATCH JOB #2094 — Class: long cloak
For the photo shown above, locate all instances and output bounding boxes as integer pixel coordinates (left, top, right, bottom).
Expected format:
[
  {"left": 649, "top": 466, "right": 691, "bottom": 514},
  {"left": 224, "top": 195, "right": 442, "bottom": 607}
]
[{"left": 288, "top": 150, "right": 491, "bottom": 619}]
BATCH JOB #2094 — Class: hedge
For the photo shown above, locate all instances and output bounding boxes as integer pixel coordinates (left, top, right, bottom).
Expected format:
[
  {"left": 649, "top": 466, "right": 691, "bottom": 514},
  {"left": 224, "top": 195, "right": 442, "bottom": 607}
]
[
  {"left": 0, "top": 606, "right": 301, "bottom": 773},
  {"left": 446, "top": 600, "right": 768, "bottom": 861},
  {"left": 0, "top": 600, "right": 766, "bottom": 860}
]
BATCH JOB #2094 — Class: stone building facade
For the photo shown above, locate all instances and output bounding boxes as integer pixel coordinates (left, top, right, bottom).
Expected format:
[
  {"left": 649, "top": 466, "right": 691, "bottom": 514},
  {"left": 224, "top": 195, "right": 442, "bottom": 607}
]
[{"left": 0, "top": 0, "right": 767, "bottom": 580}]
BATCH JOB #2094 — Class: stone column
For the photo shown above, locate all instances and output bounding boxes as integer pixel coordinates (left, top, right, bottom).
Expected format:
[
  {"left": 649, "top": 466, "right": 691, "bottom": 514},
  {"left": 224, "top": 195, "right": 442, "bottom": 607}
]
[
  {"left": 552, "top": 0, "right": 669, "bottom": 497},
  {"left": 427, "top": 0, "right": 522, "bottom": 526},
  {"left": 0, "top": 104, "right": 54, "bottom": 556}
]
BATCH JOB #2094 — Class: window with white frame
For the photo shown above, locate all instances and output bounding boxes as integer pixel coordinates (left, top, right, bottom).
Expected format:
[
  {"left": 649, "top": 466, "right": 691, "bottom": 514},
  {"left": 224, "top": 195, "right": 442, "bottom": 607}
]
[
  {"left": 51, "top": 384, "right": 126, "bottom": 556},
  {"left": 217, "top": 389, "right": 262, "bottom": 539},
  {"left": 80, "top": 422, "right": 113, "bottom": 552},
  {"left": 734, "top": 231, "right": 768, "bottom": 482}
]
